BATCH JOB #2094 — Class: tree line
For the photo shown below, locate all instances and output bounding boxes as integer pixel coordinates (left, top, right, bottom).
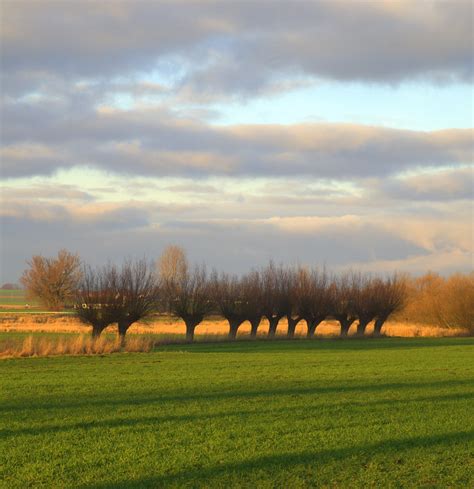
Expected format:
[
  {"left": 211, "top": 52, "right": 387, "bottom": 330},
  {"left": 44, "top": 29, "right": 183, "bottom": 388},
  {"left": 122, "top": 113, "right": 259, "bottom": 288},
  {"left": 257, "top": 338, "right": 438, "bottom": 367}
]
[{"left": 20, "top": 247, "right": 411, "bottom": 342}]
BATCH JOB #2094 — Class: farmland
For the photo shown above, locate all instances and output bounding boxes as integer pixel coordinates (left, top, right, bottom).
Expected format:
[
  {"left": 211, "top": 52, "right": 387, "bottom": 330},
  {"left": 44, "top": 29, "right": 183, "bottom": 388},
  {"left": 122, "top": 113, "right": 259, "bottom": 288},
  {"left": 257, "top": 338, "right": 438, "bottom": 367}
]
[{"left": 1, "top": 337, "right": 473, "bottom": 488}]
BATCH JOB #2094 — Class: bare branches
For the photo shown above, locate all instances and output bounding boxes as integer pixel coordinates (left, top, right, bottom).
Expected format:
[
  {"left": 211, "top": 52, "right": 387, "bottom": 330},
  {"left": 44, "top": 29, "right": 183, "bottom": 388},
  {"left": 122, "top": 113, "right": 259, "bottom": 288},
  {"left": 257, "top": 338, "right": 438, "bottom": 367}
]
[
  {"left": 75, "top": 264, "right": 120, "bottom": 337},
  {"left": 157, "top": 245, "right": 188, "bottom": 285},
  {"left": 164, "top": 265, "right": 213, "bottom": 341},
  {"left": 240, "top": 270, "right": 264, "bottom": 337},
  {"left": 211, "top": 272, "right": 247, "bottom": 339},
  {"left": 116, "top": 258, "right": 160, "bottom": 343},
  {"left": 350, "top": 273, "right": 379, "bottom": 335},
  {"left": 69, "top": 247, "right": 472, "bottom": 341},
  {"left": 295, "top": 268, "right": 334, "bottom": 338},
  {"left": 261, "top": 262, "right": 291, "bottom": 337},
  {"left": 75, "top": 259, "right": 159, "bottom": 341},
  {"left": 20, "top": 249, "right": 81, "bottom": 311},
  {"left": 373, "top": 274, "right": 408, "bottom": 335}
]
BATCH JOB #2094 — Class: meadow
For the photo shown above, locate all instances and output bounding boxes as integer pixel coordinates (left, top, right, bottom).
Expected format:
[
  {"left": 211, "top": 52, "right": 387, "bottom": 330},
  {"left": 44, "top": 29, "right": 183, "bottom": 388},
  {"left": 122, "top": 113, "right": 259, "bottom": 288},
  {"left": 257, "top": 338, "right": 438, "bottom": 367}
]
[{"left": 1, "top": 337, "right": 473, "bottom": 488}]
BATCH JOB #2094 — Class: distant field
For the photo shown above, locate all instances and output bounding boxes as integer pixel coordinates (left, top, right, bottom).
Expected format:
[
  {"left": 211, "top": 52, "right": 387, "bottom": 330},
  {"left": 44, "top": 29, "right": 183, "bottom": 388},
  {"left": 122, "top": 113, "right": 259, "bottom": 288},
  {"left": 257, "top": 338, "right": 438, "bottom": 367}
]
[
  {"left": 0, "top": 289, "right": 64, "bottom": 314},
  {"left": 1, "top": 338, "right": 473, "bottom": 488},
  {"left": 0, "top": 289, "right": 24, "bottom": 297},
  {"left": 0, "top": 290, "right": 467, "bottom": 337}
]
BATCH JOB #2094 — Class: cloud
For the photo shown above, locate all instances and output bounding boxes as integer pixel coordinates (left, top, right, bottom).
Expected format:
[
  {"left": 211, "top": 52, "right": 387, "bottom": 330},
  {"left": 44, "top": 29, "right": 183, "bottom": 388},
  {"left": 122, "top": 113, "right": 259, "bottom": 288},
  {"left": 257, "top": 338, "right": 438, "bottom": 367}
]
[
  {"left": 2, "top": 100, "right": 472, "bottom": 179},
  {"left": 1, "top": 1, "right": 472, "bottom": 281},
  {"left": 1, "top": 0, "right": 472, "bottom": 101},
  {"left": 383, "top": 167, "right": 473, "bottom": 201}
]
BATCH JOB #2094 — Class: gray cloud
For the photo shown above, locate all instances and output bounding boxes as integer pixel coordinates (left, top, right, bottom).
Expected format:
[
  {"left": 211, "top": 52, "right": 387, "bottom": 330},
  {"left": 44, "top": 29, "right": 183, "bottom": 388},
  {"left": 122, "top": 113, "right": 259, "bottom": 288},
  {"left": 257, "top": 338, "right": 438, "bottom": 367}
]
[
  {"left": 2, "top": 0, "right": 472, "bottom": 100},
  {"left": 1, "top": 1, "right": 472, "bottom": 281},
  {"left": 383, "top": 167, "right": 474, "bottom": 201},
  {"left": 0, "top": 210, "right": 428, "bottom": 282},
  {"left": 2, "top": 99, "right": 472, "bottom": 179},
  {"left": 2, "top": 179, "right": 471, "bottom": 281}
]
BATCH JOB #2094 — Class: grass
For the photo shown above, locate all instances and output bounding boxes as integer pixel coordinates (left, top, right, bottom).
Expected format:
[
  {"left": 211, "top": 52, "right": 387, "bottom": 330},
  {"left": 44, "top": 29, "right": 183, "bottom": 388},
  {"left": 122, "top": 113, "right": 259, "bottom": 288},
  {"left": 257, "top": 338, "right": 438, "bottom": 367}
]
[
  {"left": 1, "top": 337, "right": 473, "bottom": 488},
  {"left": 0, "top": 334, "right": 155, "bottom": 358}
]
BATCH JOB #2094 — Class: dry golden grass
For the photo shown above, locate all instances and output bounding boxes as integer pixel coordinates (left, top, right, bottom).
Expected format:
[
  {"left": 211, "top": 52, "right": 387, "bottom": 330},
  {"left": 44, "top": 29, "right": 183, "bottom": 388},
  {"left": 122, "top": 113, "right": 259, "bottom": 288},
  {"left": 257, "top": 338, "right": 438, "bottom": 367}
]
[
  {"left": 0, "top": 314, "right": 467, "bottom": 338},
  {"left": 0, "top": 334, "right": 154, "bottom": 359}
]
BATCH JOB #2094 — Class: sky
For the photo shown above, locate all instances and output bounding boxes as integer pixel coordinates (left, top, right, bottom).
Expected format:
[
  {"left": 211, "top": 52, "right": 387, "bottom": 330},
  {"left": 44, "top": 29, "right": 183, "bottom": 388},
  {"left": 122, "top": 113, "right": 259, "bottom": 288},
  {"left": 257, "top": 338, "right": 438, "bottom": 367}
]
[{"left": 1, "top": 0, "right": 473, "bottom": 282}]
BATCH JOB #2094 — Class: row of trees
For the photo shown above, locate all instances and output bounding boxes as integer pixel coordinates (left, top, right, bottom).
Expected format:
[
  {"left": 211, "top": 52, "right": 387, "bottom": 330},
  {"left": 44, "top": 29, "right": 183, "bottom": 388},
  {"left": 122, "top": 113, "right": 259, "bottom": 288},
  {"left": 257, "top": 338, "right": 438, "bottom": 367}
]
[
  {"left": 23, "top": 248, "right": 405, "bottom": 342},
  {"left": 21, "top": 248, "right": 472, "bottom": 342}
]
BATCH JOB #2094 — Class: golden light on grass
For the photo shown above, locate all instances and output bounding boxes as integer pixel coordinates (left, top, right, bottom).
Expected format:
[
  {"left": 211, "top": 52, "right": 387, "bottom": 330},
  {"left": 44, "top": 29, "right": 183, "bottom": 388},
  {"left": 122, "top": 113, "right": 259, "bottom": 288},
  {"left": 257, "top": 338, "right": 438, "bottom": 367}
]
[
  {"left": 0, "top": 334, "right": 154, "bottom": 358},
  {"left": 0, "top": 314, "right": 468, "bottom": 338}
]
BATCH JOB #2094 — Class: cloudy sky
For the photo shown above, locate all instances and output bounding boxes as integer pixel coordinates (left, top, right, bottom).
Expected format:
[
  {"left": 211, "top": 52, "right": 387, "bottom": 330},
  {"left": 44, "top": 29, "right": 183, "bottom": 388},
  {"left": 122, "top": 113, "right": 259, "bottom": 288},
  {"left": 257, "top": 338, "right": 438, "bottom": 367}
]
[{"left": 1, "top": 0, "right": 473, "bottom": 282}]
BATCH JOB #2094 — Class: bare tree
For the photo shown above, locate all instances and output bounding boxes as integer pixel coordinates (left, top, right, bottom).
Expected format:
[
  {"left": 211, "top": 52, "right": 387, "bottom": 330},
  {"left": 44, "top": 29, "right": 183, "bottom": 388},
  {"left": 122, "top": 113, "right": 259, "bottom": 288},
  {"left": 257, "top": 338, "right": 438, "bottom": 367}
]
[
  {"left": 373, "top": 273, "right": 408, "bottom": 336},
  {"left": 21, "top": 249, "right": 82, "bottom": 310},
  {"left": 261, "top": 262, "right": 291, "bottom": 337},
  {"left": 211, "top": 272, "right": 247, "bottom": 339},
  {"left": 115, "top": 258, "right": 160, "bottom": 344},
  {"left": 157, "top": 245, "right": 188, "bottom": 285},
  {"left": 286, "top": 267, "right": 307, "bottom": 338},
  {"left": 298, "top": 268, "right": 333, "bottom": 338},
  {"left": 75, "top": 264, "right": 120, "bottom": 338},
  {"left": 352, "top": 274, "right": 380, "bottom": 336},
  {"left": 333, "top": 272, "right": 358, "bottom": 336},
  {"left": 241, "top": 270, "right": 263, "bottom": 338},
  {"left": 165, "top": 265, "right": 213, "bottom": 341}
]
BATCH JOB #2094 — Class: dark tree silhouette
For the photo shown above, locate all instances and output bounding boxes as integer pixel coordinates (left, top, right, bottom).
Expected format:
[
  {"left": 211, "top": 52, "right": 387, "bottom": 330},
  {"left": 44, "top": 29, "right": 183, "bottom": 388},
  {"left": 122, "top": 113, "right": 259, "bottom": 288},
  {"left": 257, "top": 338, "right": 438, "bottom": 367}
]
[
  {"left": 333, "top": 272, "right": 358, "bottom": 336},
  {"left": 373, "top": 273, "right": 408, "bottom": 336},
  {"left": 241, "top": 270, "right": 263, "bottom": 338},
  {"left": 115, "top": 259, "right": 160, "bottom": 345},
  {"left": 352, "top": 274, "right": 380, "bottom": 336},
  {"left": 286, "top": 267, "right": 307, "bottom": 338},
  {"left": 75, "top": 264, "right": 120, "bottom": 338},
  {"left": 298, "top": 268, "right": 333, "bottom": 338},
  {"left": 211, "top": 272, "right": 248, "bottom": 339},
  {"left": 261, "top": 263, "right": 290, "bottom": 337},
  {"left": 165, "top": 265, "right": 213, "bottom": 341}
]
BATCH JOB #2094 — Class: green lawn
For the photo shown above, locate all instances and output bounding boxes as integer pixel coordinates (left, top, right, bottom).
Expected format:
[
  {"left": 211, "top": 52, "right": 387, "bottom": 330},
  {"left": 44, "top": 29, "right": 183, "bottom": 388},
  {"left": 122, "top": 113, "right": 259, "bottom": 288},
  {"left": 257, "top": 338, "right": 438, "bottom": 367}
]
[{"left": 1, "top": 338, "right": 473, "bottom": 488}]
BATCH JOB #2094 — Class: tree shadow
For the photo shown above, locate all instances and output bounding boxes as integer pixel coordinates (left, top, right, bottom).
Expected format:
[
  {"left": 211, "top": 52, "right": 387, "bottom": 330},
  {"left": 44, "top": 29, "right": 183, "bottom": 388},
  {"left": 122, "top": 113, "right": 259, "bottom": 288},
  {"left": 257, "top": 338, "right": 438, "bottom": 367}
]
[
  {"left": 2, "top": 390, "right": 472, "bottom": 439},
  {"left": 81, "top": 430, "right": 474, "bottom": 488},
  {"left": 2, "top": 377, "right": 473, "bottom": 415},
  {"left": 157, "top": 337, "right": 474, "bottom": 354}
]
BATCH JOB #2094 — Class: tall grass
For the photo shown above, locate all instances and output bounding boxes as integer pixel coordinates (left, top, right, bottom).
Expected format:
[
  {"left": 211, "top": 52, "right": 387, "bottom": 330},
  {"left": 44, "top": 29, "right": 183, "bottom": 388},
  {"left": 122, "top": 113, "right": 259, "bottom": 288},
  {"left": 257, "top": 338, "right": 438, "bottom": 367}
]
[{"left": 0, "top": 335, "right": 154, "bottom": 358}]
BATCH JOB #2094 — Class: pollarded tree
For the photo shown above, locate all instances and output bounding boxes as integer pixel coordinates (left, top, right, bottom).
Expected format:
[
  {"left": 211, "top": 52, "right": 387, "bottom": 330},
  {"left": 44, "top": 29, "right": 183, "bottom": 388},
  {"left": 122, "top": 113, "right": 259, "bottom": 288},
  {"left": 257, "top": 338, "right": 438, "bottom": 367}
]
[
  {"left": 261, "top": 262, "right": 291, "bottom": 337},
  {"left": 211, "top": 272, "right": 247, "bottom": 339},
  {"left": 20, "top": 249, "right": 82, "bottom": 310},
  {"left": 286, "top": 267, "right": 308, "bottom": 338},
  {"left": 116, "top": 258, "right": 160, "bottom": 344},
  {"left": 333, "top": 272, "right": 358, "bottom": 336},
  {"left": 165, "top": 265, "right": 213, "bottom": 341},
  {"left": 352, "top": 274, "right": 380, "bottom": 336},
  {"left": 373, "top": 273, "right": 408, "bottom": 336},
  {"left": 299, "top": 268, "right": 334, "bottom": 338},
  {"left": 75, "top": 264, "right": 121, "bottom": 338},
  {"left": 240, "top": 270, "right": 264, "bottom": 338}
]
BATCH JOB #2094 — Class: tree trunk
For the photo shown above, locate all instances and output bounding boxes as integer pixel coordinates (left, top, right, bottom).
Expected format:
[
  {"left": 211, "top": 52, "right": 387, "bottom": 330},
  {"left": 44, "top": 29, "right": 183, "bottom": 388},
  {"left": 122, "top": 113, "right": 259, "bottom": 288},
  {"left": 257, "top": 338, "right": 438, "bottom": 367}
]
[
  {"left": 339, "top": 318, "right": 350, "bottom": 337},
  {"left": 249, "top": 317, "right": 261, "bottom": 338},
  {"left": 306, "top": 316, "right": 325, "bottom": 338},
  {"left": 374, "top": 316, "right": 388, "bottom": 336},
  {"left": 338, "top": 316, "right": 356, "bottom": 336},
  {"left": 91, "top": 325, "right": 103, "bottom": 338},
  {"left": 227, "top": 318, "right": 243, "bottom": 340},
  {"left": 118, "top": 320, "right": 132, "bottom": 347},
  {"left": 267, "top": 316, "right": 280, "bottom": 338},
  {"left": 183, "top": 314, "right": 203, "bottom": 341},
  {"left": 356, "top": 319, "right": 370, "bottom": 336},
  {"left": 287, "top": 316, "right": 301, "bottom": 338},
  {"left": 185, "top": 321, "right": 196, "bottom": 341}
]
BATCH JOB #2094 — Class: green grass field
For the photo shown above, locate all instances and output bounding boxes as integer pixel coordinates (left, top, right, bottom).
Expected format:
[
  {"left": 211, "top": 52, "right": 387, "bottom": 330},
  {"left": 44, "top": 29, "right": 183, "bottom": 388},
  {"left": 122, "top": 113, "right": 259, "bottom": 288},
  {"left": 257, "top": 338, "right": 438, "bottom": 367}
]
[
  {"left": 1, "top": 338, "right": 473, "bottom": 488},
  {"left": 0, "top": 289, "right": 46, "bottom": 313}
]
